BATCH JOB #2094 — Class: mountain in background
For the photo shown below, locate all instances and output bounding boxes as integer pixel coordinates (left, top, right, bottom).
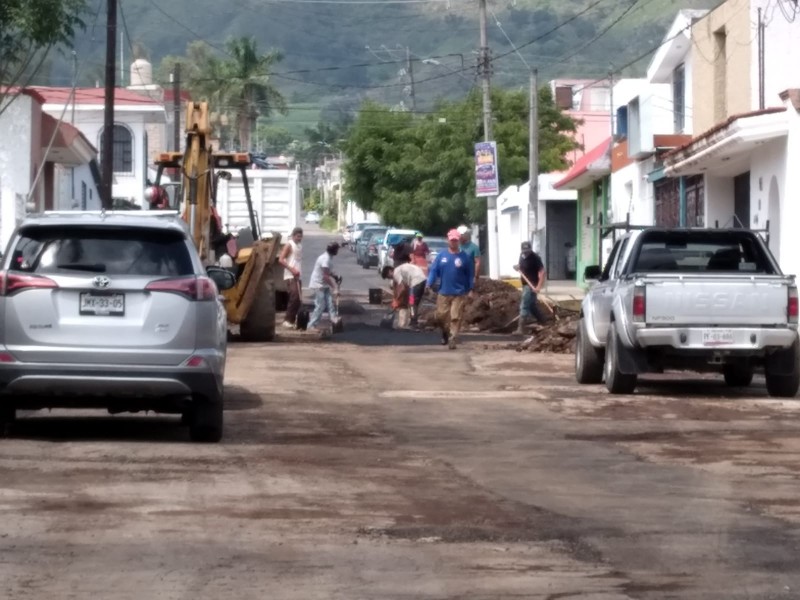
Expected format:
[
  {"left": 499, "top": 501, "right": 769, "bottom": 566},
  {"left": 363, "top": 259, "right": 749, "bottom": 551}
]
[{"left": 44, "top": 0, "right": 719, "bottom": 135}]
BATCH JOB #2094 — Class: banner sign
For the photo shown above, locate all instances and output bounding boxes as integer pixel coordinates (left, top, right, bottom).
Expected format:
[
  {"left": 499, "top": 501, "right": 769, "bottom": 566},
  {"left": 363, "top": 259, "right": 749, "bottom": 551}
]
[{"left": 474, "top": 141, "right": 499, "bottom": 197}]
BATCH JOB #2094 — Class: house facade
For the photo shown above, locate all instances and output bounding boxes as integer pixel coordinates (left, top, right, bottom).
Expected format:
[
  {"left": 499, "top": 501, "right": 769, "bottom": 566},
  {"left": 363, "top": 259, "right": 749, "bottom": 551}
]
[
  {"left": 0, "top": 90, "right": 99, "bottom": 247},
  {"left": 662, "top": 0, "right": 800, "bottom": 276},
  {"left": 32, "top": 84, "right": 167, "bottom": 207}
]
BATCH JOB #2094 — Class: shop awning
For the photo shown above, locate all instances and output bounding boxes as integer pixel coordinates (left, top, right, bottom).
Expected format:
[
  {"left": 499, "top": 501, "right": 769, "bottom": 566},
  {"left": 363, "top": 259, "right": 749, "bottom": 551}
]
[{"left": 554, "top": 137, "right": 612, "bottom": 190}]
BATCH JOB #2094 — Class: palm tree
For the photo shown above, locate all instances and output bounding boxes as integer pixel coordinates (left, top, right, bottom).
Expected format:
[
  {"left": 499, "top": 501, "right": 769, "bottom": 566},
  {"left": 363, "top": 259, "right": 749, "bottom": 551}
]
[{"left": 220, "top": 37, "right": 287, "bottom": 151}]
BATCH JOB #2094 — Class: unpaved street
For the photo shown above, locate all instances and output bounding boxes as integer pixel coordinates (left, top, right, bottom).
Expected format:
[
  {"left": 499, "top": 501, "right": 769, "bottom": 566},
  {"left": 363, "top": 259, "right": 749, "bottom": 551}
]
[{"left": 2, "top": 321, "right": 800, "bottom": 599}]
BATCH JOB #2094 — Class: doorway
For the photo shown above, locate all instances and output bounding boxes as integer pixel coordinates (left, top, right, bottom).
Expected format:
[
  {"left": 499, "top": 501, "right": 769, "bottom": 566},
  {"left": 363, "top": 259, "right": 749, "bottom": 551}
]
[
  {"left": 733, "top": 172, "right": 750, "bottom": 228},
  {"left": 545, "top": 202, "right": 577, "bottom": 280}
]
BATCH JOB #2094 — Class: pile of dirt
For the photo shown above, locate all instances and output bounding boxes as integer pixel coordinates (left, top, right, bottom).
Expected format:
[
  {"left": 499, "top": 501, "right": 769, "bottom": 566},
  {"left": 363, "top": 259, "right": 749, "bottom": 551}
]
[
  {"left": 419, "top": 278, "right": 581, "bottom": 353},
  {"left": 516, "top": 309, "right": 579, "bottom": 354}
]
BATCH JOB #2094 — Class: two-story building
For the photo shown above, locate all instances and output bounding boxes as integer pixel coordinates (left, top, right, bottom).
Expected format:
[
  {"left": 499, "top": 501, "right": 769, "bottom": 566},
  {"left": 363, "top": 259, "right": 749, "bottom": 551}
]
[
  {"left": 32, "top": 83, "right": 167, "bottom": 208},
  {"left": 0, "top": 89, "right": 99, "bottom": 247},
  {"left": 662, "top": 0, "right": 800, "bottom": 275}
]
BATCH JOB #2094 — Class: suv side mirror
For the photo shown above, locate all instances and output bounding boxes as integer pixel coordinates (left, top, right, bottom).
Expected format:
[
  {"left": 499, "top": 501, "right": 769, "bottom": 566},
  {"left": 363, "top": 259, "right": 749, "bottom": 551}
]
[
  {"left": 207, "top": 267, "right": 236, "bottom": 291},
  {"left": 584, "top": 265, "right": 602, "bottom": 281}
]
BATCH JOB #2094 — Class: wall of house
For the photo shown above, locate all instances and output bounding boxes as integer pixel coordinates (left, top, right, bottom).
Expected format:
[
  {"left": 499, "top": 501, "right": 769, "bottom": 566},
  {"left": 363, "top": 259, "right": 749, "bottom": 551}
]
[
  {"left": 0, "top": 96, "right": 36, "bottom": 249},
  {"left": 748, "top": 137, "right": 788, "bottom": 264},
  {"left": 611, "top": 157, "right": 657, "bottom": 227},
  {"left": 53, "top": 164, "right": 102, "bottom": 211},
  {"left": 755, "top": 1, "right": 800, "bottom": 110},
  {"left": 692, "top": 0, "right": 753, "bottom": 133},
  {"left": 781, "top": 105, "right": 800, "bottom": 277},
  {"left": 76, "top": 113, "right": 148, "bottom": 205},
  {"left": 704, "top": 174, "right": 736, "bottom": 227}
]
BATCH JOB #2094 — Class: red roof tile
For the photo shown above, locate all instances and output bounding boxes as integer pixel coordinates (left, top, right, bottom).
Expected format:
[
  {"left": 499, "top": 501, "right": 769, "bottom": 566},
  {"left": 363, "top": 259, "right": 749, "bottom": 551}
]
[
  {"left": 29, "top": 86, "right": 160, "bottom": 106},
  {"left": 554, "top": 137, "right": 612, "bottom": 189},
  {"left": 663, "top": 107, "right": 787, "bottom": 159}
]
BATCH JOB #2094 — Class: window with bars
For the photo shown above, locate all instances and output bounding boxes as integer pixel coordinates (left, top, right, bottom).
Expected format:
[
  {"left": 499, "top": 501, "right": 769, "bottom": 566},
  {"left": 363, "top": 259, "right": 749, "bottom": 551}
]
[{"left": 99, "top": 124, "right": 133, "bottom": 174}]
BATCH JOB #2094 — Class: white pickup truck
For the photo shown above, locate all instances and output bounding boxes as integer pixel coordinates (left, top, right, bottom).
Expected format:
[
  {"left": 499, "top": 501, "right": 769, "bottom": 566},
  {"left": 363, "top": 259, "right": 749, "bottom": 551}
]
[{"left": 576, "top": 228, "right": 799, "bottom": 397}]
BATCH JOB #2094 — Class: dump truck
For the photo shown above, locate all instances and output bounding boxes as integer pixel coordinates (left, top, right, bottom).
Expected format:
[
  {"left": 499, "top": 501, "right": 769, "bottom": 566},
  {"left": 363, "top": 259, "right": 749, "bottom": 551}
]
[{"left": 150, "top": 101, "right": 283, "bottom": 342}]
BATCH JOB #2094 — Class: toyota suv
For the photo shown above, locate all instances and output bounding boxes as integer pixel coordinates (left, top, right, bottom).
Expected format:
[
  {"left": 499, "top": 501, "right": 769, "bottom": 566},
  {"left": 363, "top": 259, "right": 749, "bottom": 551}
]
[{"left": 0, "top": 212, "right": 235, "bottom": 442}]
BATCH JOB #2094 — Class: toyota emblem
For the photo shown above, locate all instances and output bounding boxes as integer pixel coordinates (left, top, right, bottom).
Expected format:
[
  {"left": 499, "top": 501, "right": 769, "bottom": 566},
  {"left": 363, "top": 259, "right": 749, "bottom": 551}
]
[{"left": 92, "top": 276, "right": 111, "bottom": 289}]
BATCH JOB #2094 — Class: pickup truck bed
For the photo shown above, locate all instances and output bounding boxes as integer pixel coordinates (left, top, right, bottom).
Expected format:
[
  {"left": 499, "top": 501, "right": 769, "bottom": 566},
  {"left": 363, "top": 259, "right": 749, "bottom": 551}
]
[{"left": 576, "top": 228, "right": 800, "bottom": 397}]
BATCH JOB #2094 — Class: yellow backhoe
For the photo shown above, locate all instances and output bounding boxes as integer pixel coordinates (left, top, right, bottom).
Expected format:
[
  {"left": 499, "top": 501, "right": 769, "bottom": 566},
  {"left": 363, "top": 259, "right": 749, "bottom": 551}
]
[{"left": 151, "top": 101, "right": 282, "bottom": 341}]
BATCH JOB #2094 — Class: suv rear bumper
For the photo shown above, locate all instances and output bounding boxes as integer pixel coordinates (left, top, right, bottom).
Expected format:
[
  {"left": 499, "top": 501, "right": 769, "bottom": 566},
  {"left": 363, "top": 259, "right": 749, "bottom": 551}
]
[
  {"left": 636, "top": 327, "right": 798, "bottom": 351},
  {"left": 0, "top": 362, "right": 222, "bottom": 406}
]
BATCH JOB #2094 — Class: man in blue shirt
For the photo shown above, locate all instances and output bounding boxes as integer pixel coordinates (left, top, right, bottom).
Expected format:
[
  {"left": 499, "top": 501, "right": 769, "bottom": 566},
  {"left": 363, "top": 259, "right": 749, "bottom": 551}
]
[
  {"left": 457, "top": 225, "right": 481, "bottom": 284},
  {"left": 427, "top": 228, "right": 474, "bottom": 350}
]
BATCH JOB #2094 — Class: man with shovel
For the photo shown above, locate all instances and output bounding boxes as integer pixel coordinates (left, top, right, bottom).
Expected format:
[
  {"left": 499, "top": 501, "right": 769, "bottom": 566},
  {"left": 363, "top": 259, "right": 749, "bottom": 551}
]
[
  {"left": 308, "top": 242, "right": 342, "bottom": 333},
  {"left": 514, "top": 241, "right": 547, "bottom": 335},
  {"left": 381, "top": 262, "right": 427, "bottom": 328}
]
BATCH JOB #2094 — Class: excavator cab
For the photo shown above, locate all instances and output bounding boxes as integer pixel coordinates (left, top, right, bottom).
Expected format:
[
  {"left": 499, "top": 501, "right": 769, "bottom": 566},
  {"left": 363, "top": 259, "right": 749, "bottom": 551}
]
[{"left": 152, "top": 101, "right": 282, "bottom": 342}]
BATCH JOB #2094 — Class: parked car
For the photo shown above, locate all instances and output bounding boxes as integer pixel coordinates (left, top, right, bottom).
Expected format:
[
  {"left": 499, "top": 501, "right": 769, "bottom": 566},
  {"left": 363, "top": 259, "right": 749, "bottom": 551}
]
[
  {"left": 356, "top": 227, "right": 387, "bottom": 268},
  {"left": 425, "top": 237, "right": 448, "bottom": 265},
  {"left": 0, "top": 212, "right": 236, "bottom": 442},
  {"left": 342, "top": 224, "right": 354, "bottom": 247},
  {"left": 305, "top": 210, "right": 320, "bottom": 224},
  {"left": 351, "top": 221, "right": 381, "bottom": 249},
  {"left": 378, "top": 229, "right": 418, "bottom": 273},
  {"left": 576, "top": 227, "right": 800, "bottom": 397}
]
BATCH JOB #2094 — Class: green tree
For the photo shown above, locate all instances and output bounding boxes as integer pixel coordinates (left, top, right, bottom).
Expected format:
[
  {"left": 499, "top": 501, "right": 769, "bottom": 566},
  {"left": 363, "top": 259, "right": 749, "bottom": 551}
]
[
  {"left": 343, "top": 87, "right": 577, "bottom": 233},
  {"left": 0, "top": 0, "right": 86, "bottom": 117},
  {"left": 255, "top": 124, "right": 293, "bottom": 154},
  {"left": 219, "top": 37, "right": 287, "bottom": 151}
]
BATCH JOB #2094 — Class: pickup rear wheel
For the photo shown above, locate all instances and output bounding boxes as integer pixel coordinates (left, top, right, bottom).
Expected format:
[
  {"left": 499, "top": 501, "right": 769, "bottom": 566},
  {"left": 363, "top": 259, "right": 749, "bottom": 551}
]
[
  {"left": 604, "top": 327, "right": 637, "bottom": 394},
  {"left": 240, "top": 279, "right": 277, "bottom": 342},
  {"left": 765, "top": 342, "right": 800, "bottom": 398},
  {"left": 723, "top": 365, "right": 754, "bottom": 387},
  {"left": 575, "top": 319, "right": 604, "bottom": 384}
]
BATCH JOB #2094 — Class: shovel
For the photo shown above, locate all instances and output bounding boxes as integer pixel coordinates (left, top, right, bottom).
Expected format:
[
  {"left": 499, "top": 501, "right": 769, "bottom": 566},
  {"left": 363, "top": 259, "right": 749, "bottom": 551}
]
[
  {"left": 331, "top": 288, "right": 344, "bottom": 333},
  {"left": 379, "top": 309, "right": 396, "bottom": 330}
]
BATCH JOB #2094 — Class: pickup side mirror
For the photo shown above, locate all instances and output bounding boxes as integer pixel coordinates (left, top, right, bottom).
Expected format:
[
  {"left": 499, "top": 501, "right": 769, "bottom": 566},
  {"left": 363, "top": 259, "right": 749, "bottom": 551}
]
[
  {"left": 207, "top": 267, "right": 236, "bottom": 291},
  {"left": 584, "top": 265, "right": 602, "bottom": 281}
]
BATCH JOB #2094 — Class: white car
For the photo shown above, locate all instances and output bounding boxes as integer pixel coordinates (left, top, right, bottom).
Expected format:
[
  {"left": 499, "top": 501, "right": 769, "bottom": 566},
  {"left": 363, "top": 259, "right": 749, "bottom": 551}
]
[
  {"left": 377, "top": 228, "right": 418, "bottom": 273},
  {"left": 351, "top": 221, "right": 381, "bottom": 247},
  {"left": 305, "top": 211, "right": 320, "bottom": 224}
]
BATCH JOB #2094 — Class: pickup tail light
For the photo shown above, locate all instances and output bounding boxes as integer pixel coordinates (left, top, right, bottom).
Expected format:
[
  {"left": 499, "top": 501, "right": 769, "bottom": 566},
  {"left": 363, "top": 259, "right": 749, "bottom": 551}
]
[
  {"left": 632, "top": 286, "right": 646, "bottom": 323},
  {"left": 0, "top": 272, "right": 59, "bottom": 296},
  {"left": 146, "top": 276, "right": 217, "bottom": 301},
  {"left": 789, "top": 287, "right": 798, "bottom": 324},
  {"left": 369, "top": 244, "right": 376, "bottom": 252}
]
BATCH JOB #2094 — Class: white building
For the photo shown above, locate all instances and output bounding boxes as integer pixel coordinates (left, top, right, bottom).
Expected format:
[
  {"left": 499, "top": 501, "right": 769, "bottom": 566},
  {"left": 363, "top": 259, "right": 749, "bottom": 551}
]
[
  {"left": 32, "top": 85, "right": 167, "bottom": 207},
  {"left": 0, "top": 89, "right": 99, "bottom": 248}
]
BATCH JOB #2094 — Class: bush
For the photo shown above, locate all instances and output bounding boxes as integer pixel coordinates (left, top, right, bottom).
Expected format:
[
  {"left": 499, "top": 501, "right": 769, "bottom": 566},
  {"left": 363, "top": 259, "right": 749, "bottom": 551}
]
[{"left": 319, "top": 215, "right": 337, "bottom": 231}]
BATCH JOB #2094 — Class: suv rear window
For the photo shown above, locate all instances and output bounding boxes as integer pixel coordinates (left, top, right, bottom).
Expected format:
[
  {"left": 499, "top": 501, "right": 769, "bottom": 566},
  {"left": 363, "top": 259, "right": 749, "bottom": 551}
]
[{"left": 9, "top": 227, "right": 194, "bottom": 276}]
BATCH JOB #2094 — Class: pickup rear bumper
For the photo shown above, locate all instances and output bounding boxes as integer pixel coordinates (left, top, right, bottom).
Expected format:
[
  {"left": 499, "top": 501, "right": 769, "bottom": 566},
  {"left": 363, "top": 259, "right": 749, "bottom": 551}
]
[{"left": 635, "top": 327, "right": 798, "bottom": 351}]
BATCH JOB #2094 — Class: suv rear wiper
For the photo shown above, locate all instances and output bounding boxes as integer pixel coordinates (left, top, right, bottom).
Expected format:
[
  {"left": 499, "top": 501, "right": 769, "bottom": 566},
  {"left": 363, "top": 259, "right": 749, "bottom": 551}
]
[{"left": 57, "top": 263, "right": 107, "bottom": 273}]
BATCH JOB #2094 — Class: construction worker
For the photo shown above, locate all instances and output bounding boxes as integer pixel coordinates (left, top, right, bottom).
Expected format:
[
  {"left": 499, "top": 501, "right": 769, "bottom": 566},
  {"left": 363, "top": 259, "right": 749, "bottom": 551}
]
[
  {"left": 279, "top": 227, "right": 304, "bottom": 329},
  {"left": 427, "top": 228, "right": 474, "bottom": 349},
  {"left": 308, "top": 242, "right": 341, "bottom": 331},
  {"left": 457, "top": 225, "right": 481, "bottom": 283},
  {"left": 381, "top": 262, "right": 427, "bottom": 328},
  {"left": 514, "top": 241, "right": 547, "bottom": 334}
]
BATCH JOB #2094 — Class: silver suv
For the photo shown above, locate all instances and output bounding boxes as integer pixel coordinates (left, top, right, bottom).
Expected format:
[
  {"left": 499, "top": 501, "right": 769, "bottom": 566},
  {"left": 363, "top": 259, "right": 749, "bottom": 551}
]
[{"left": 0, "top": 212, "right": 235, "bottom": 442}]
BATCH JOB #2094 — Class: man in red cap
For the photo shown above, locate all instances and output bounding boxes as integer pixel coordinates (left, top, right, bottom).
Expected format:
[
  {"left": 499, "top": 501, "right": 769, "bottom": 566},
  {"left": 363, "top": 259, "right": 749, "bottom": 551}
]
[{"left": 427, "top": 228, "right": 474, "bottom": 349}]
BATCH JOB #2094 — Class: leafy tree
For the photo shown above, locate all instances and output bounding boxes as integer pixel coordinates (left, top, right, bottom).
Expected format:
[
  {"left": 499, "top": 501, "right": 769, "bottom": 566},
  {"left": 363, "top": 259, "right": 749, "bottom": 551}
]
[
  {"left": 343, "top": 87, "right": 577, "bottom": 234},
  {"left": 0, "top": 0, "right": 86, "bottom": 117},
  {"left": 254, "top": 124, "right": 293, "bottom": 154}
]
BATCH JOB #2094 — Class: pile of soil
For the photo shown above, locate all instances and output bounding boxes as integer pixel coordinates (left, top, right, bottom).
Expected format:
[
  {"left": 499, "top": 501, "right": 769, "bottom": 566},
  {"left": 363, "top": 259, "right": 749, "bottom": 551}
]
[{"left": 419, "top": 278, "right": 581, "bottom": 353}]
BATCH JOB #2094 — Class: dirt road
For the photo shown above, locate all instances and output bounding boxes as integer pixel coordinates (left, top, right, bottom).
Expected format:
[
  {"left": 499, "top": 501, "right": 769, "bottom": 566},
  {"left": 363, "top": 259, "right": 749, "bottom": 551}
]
[{"left": 2, "top": 327, "right": 800, "bottom": 599}]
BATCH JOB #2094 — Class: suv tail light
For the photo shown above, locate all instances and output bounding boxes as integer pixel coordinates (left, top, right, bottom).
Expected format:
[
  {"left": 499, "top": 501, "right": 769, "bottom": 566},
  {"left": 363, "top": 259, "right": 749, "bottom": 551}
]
[
  {"left": 789, "top": 287, "right": 798, "bottom": 324},
  {"left": 369, "top": 244, "right": 376, "bottom": 253},
  {"left": 632, "top": 286, "right": 646, "bottom": 323},
  {"left": 0, "top": 272, "right": 58, "bottom": 296},
  {"left": 146, "top": 276, "right": 217, "bottom": 301}
]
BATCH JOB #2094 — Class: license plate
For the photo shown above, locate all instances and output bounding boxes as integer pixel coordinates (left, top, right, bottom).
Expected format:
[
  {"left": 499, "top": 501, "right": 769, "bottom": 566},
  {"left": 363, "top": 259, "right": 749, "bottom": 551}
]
[
  {"left": 80, "top": 293, "right": 125, "bottom": 316},
  {"left": 702, "top": 329, "right": 734, "bottom": 346}
]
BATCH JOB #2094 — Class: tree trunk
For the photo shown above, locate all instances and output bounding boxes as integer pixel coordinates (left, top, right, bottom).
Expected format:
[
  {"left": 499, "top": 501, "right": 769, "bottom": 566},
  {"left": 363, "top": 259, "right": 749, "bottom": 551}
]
[{"left": 238, "top": 114, "right": 251, "bottom": 152}]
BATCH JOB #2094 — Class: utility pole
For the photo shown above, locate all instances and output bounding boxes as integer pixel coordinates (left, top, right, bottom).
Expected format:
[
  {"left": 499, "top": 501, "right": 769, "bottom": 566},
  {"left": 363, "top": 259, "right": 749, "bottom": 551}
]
[
  {"left": 528, "top": 69, "right": 539, "bottom": 251},
  {"left": 406, "top": 46, "right": 417, "bottom": 112},
  {"left": 101, "top": 0, "right": 117, "bottom": 210},
  {"left": 172, "top": 64, "right": 181, "bottom": 151},
  {"left": 478, "top": 0, "right": 499, "bottom": 279}
]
